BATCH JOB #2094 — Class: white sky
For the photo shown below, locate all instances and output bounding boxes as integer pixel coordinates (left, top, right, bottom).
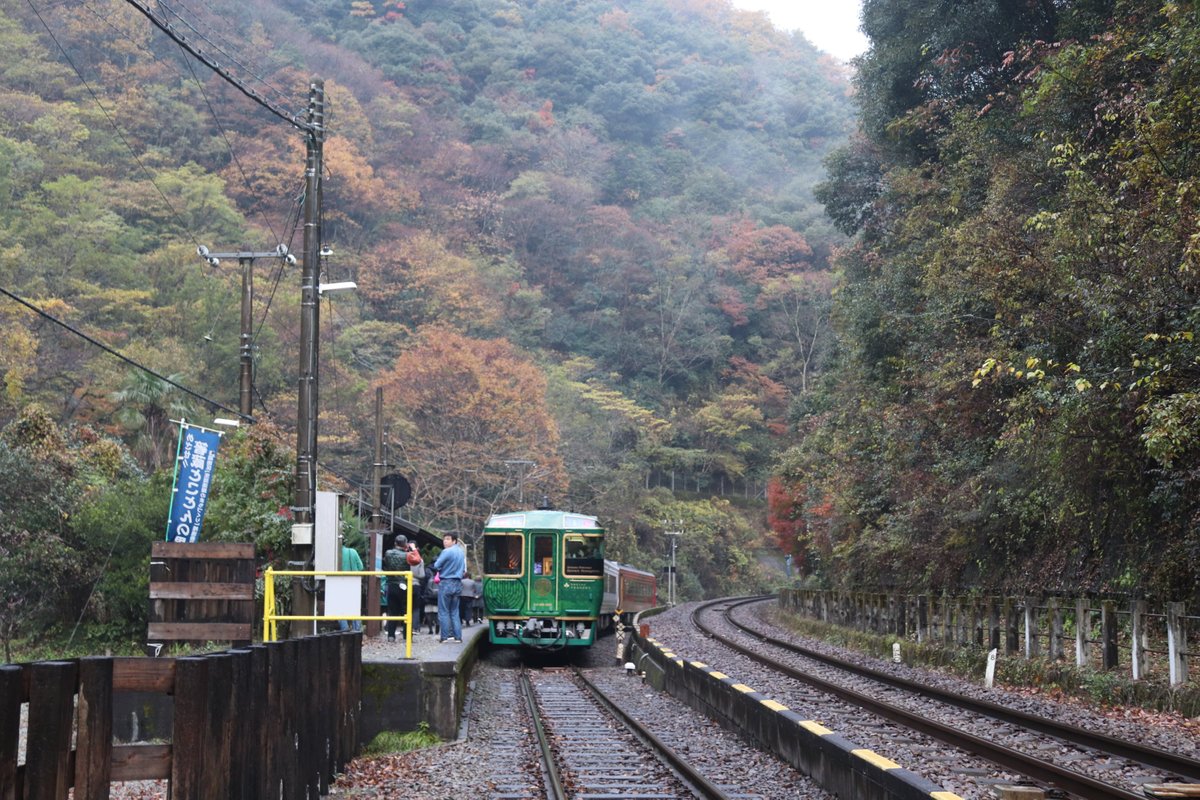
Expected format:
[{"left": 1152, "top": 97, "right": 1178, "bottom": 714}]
[{"left": 730, "top": 0, "right": 869, "bottom": 62}]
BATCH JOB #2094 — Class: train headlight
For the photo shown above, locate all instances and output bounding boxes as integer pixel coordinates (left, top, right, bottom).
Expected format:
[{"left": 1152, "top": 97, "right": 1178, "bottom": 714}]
[{"left": 575, "top": 622, "right": 586, "bottom": 637}]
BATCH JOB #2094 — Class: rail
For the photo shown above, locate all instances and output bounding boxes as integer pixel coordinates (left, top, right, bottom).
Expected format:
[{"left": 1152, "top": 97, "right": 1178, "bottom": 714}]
[{"left": 262, "top": 568, "right": 415, "bottom": 657}]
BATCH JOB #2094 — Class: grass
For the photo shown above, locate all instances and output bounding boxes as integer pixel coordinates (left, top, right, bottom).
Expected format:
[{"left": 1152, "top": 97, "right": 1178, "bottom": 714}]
[{"left": 361, "top": 723, "right": 441, "bottom": 756}]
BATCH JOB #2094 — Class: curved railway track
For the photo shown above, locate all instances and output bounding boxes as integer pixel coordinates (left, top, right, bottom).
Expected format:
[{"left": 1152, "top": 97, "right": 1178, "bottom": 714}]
[
  {"left": 519, "top": 667, "right": 733, "bottom": 800},
  {"left": 691, "top": 597, "right": 1199, "bottom": 800}
]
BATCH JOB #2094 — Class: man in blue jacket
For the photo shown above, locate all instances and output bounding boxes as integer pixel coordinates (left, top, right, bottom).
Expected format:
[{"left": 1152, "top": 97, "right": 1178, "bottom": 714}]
[{"left": 431, "top": 532, "right": 466, "bottom": 642}]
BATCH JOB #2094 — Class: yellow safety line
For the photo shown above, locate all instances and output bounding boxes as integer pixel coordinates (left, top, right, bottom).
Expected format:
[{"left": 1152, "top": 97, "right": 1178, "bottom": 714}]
[{"left": 852, "top": 749, "right": 901, "bottom": 771}]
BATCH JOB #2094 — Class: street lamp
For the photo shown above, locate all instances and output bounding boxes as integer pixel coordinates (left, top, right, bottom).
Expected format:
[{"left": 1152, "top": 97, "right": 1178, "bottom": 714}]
[{"left": 318, "top": 281, "right": 357, "bottom": 295}]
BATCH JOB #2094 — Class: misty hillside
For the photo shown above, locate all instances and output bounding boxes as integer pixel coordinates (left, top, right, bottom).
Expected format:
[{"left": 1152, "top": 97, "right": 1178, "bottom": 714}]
[{"left": 0, "top": 0, "right": 852, "bottom": 602}]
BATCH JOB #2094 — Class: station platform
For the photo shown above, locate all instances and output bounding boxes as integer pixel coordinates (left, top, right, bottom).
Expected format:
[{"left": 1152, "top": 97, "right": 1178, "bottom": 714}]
[{"left": 358, "top": 619, "right": 488, "bottom": 743}]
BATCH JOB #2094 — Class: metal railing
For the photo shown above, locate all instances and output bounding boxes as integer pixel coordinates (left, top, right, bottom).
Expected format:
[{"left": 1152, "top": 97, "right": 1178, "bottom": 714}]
[{"left": 263, "top": 568, "right": 415, "bottom": 657}]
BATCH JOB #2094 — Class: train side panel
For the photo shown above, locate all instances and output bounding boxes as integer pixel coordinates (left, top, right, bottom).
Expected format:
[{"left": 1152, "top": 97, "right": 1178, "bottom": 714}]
[{"left": 617, "top": 565, "right": 657, "bottom": 614}]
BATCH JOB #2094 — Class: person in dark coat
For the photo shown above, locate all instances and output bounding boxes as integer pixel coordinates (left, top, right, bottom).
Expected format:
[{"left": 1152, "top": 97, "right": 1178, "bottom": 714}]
[{"left": 383, "top": 536, "right": 409, "bottom": 641}]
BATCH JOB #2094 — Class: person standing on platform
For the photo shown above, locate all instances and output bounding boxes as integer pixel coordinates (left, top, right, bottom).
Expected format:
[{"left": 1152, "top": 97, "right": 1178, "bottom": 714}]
[
  {"left": 383, "top": 536, "right": 409, "bottom": 641},
  {"left": 432, "top": 532, "right": 465, "bottom": 642},
  {"left": 337, "top": 539, "right": 364, "bottom": 632},
  {"left": 460, "top": 573, "right": 478, "bottom": 628}
]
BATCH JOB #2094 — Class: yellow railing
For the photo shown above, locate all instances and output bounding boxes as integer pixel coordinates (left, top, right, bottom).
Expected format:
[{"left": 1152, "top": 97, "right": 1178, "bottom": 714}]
[{"left": 263, "top": 567, "right": 415, "bottom": 658}]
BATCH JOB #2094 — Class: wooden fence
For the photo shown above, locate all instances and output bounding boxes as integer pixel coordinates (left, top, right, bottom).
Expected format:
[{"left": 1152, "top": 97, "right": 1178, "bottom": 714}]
[
  {"left": 0, "top": 632, "right": 361, "bottom": 799},
  {"left": 148, "top": 541, "right": 256, "bottom": 650},
  {"left": 780, "top": 589, "right": 1193, "bottom": 686}
]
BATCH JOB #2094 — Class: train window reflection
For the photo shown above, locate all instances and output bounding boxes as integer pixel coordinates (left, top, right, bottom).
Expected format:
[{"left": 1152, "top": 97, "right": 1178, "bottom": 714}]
[
  {"left": 564, "top": 535, "right": 603, "bottom": 576},
  {"left": 484, "top": 534, "right": 522, "bottom": 575},
  {"left": 533, "top": 535, "right": 553, "bottom": 576}
]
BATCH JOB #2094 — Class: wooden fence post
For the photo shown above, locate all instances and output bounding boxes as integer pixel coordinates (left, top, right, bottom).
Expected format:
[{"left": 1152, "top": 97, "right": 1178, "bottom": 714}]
[
  {"left": 1004, "top": 598, "right": 1019, "bottom": 654},
  {"left": 74, "top": 657, "right": 114, "bottom": 800},
  {"left": 988, "top": 598, "right": 1000, "bottom": 651},
  {"left": 1048, "top": 597, "right": 1063, "bottom": 661},
  {"left": 0, "top": 665, "right": 20, "bottom": 800},
  {"left": 172, "top": 657, "right": 210, "bottom": 799},
  {"left": 1168, "top": 602, "right": 1188, "bottom": 686},
  {"left": 1130, "top": 600, "right": 1147, "bottom": 681},
  {"left": 26, "top": 661, "right": 77, "bottom": 800},
  {"left": 1075, "top": 597, "right": 1090, "bottom": 668},
  {"left": 1024, "top": 597, "right": 1039, "bottom": 659},
  {"left": 1101, "top": 600, "right": 1119, "bottom": 671}
]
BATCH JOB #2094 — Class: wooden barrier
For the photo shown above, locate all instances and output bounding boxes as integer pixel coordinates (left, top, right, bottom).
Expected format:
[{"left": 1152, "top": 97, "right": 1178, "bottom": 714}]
[
  {"left": 781, "top": 589, "right": 1194, "bottom": 686},
  {"left": 148, "top": 542, "right": 255, "bottom": 649},
  {"left": 0, "top": 633, "right": 361, "bottom": 799}
]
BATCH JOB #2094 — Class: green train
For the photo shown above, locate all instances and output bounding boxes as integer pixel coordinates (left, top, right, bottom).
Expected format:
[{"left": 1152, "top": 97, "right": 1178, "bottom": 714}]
[{"left": 481, "top": 507, "right": 657, "bottom": 648}]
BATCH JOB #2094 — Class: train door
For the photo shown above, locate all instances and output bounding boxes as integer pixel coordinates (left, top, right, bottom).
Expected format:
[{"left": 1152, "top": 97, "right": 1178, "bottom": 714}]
[{"left": 528, "top": 532, "right": 556, "bottom": 614}]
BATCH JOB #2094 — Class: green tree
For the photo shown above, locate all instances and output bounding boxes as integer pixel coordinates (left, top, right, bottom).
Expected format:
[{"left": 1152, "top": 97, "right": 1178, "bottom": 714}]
[{"left": 111, "top": 370, "right": 193, "bottom": 473}]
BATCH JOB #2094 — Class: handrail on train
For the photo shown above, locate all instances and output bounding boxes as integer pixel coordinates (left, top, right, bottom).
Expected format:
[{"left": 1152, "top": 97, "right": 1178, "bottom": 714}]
[{"left": 262, "top": 567, "right": 415, "bottom": 658}]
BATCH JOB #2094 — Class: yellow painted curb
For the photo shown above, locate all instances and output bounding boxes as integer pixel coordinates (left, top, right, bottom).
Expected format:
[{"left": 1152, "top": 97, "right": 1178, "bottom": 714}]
[{"left": 852, "top": 749, "right": 901, "bottom": 771}]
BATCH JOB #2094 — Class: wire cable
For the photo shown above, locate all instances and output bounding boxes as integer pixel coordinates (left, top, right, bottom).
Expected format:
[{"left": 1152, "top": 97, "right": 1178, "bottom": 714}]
[
  {"left": 0, "top": 284, "right": 246, "bottom": 419},
  {"left": 118, "top": 0, "right": 308, "bottom": 131},
  {"left": 25, "top": 0, "right": 205, "bottom": 251},
  {"left": 75, "top": 0, "right": 286, "bottom": 247},
  {"left": 157, "top": 0, "right": 297, "bottom": 108}
]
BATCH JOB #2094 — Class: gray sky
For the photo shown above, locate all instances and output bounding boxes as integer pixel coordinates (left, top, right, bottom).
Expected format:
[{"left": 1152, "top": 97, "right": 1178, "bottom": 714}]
[{"left": 730, "top": 0, "right": 869, "bottom": 62}]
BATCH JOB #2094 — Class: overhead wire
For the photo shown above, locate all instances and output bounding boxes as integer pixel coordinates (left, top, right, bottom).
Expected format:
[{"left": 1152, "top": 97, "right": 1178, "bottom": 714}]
[
  {"left": 117, "top": 0, "right": 309, "bottom": 130},
  {"left": 76, "top": 0, "right": 287, "bottom": 250},
  {"left": 0, "top": 284, "right": 245, "bottom": 418},
  {"left": 25, "top": 0, "right": 206, "bottom": 253},
  {"left": 157, "top": 0, "right": 298, "bottom": 108}
]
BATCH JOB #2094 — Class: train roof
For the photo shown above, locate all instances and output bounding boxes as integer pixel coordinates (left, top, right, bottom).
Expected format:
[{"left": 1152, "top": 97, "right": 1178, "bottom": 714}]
[{"left": 483, "top": 509, "right": 602, "bottom": 531}]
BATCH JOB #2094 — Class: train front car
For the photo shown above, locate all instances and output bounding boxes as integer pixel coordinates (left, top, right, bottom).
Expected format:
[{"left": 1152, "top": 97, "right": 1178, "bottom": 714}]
[{"left": 481, "top": 509, "right": 605, "bottom": 648}]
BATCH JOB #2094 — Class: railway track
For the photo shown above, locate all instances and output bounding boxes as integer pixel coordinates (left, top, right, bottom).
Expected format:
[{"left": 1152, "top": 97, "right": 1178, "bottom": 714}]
[
  {"left": 692, "top": 597, "right": 1199, "bottom": 800},
  {"left": 520, "top": 667, "right": 734, "bottom": 800}
]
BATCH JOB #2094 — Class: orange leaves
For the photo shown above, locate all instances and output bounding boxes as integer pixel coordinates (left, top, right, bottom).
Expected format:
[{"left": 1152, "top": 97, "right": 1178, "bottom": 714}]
[
  {"left": 374, "top": 327, "right": 567, "bottom": 517},
  {"left": 357, "top": 232, "right": 504, "bottom": 331},
  {"left": 723, "top": 220, "right": 814, "bottom": 283}
]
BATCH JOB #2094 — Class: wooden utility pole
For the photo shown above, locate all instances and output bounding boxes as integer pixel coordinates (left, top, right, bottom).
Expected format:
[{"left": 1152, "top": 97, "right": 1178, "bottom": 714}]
[{"left": 291, "top": 79, "right": 325, "bottom": 627}]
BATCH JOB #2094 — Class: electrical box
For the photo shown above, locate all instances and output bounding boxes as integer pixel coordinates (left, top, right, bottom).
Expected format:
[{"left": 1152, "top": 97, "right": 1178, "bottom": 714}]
[
  {"left": 314, "top": 490, "right": 341, "bottom": 576},
  {"left": 291, "top": 523, "right": 313, "bottom": 546}
]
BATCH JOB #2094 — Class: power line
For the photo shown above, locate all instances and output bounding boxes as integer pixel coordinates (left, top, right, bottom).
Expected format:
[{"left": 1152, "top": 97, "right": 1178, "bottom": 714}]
[
  {"left": 0, "top": 284, "right": 246, "bottom": 419},
  {"left": 75, "top": 0, "right": 287, "bottom": 247},
  {"left": 119, "top": 0, "right": 309, "bottom": 131},
  {"left": 25, "top": 0, "right": 205, "bottom": 251},
  {"left": 158, "top": 0, "right": 298, "bottom": 109}
]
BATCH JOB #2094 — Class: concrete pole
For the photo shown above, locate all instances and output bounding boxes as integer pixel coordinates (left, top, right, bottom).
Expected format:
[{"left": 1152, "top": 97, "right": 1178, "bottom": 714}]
[{"left": 291, "top": 79, "right": 325, "bottom": 627}]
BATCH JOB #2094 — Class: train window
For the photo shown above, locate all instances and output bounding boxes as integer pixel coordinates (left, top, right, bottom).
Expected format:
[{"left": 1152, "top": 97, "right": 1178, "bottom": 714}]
[
  {"left": 484, "top": 534, "right": 522, "bottom": 575},
  {"left": 533, "top": 536, "right": 553, "bottom": 576},
  {"left": 564, "top": 535, "right": 603, "bottom": 576}
]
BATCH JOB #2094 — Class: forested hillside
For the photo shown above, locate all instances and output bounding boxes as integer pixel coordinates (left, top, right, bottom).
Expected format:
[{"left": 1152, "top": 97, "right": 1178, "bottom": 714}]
[
  {"left": 0, "top": 0, "right": 853, "bottom": 647},
  {"left": 774, "top": 0, "right": 1200, "bottom": 600}
]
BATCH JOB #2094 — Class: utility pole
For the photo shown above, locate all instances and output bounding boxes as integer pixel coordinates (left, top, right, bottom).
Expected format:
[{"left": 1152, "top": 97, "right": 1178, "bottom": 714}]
[
  {"left": 663, "top": 523, "right": 682, "bottom": 606},
  {"left": 291, "top": 79, "right": 325, "bottom": 625},
  {"left": 504, "top": 459, "right": 534, "bottom": 506},
  {"left": 368, "top": 387, "right": 384, "bottom": 636},
  {"left": 195, "top": 245, "right": 296, "bottom": 419}
]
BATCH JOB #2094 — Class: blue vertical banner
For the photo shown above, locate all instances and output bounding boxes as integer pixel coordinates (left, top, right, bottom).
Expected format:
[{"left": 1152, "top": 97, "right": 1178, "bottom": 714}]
[{"left": 165, "top": 423, "right": 222, "bottom": 543}]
